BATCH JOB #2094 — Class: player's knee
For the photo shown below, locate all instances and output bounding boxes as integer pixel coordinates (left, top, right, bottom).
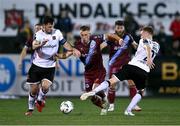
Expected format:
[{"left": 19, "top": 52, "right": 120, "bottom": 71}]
[
  {"left": 109, "top": 84, "right": 115, "bottom": 89},
  {"left": 106, "top": 80, "right": 111, "bottom": 87},
  {"left": 92, "top": 83, "right": 99, "bottom": 90},
  {"left": 108, "top": 77, "right": 118, "bottom": 87},
  {"left": 129, "top": 84, "right": 136, "bottom": 89},
  {"left": 128, "top": 80, "right": 136, "bottom": 87},
  {"left": 137, "top": 89, "right": 144, "bottom": 97},
  {"left": 41, "top": 82, "right": 51, "bottom": 93}
]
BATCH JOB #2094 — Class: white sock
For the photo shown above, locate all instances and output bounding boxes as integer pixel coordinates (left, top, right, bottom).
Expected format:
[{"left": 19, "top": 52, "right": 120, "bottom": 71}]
[
  {"left": 93, "top": 81, "right": 109, "bottom": 93},
  {"left": 37, "top": 88, "right": 45, "bottom": 101},
  {"left": 127, "top": 93, "right": 142, "bottom": 112},
  {"left": 28, "top": 93, "right": 35, "bottom": 110}
]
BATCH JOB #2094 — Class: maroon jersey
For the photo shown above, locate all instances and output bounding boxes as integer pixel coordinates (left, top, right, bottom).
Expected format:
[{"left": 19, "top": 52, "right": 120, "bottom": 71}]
[
  {"left": 24, "top": 34, "right": 36, "bottom": 63},
  {"left": 24, "top": 33, "right": 36, "bottom": 53},
  {"left": 75, "top": 35, "right": 106, "bottom": 91},
  {"left": 25, "top": 40, "right": 33, "bottom": 52},
  {"left": 107, "top": 33, "right": 134, "bottom": 77}
]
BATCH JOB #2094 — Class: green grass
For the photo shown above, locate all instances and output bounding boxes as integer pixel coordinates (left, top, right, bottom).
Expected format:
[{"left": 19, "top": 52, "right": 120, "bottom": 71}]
[{"left": 0, "top": 97, "right": 180, "bottom": 125}]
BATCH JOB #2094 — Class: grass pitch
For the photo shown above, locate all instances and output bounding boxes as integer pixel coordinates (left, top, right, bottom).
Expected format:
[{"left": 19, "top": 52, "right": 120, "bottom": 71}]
[{"left": 0, "top": 97, "right": 180, "bottom": 125}]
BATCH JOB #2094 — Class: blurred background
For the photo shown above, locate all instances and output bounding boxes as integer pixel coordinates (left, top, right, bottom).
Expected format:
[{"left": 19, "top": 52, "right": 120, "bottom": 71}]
[{"left": 0, "top": 0, "right": 180, "bottom": 98}]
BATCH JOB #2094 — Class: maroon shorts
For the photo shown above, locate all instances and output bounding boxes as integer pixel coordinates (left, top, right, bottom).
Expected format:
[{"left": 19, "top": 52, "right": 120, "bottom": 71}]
[
  {"left": 108, "top": 58, "right": 130, "bottom": 78},
  {"left": 84, "top": 69, "right": 106, "bottom": 92}
]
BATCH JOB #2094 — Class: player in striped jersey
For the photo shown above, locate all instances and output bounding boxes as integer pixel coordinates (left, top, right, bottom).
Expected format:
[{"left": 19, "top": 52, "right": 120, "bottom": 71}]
[
  {"left": 75, "top": 25, "right": 123, "bottom": 115},
  {"left": 80, "top": 26, "right": 160, "bottom": 116},
  {"left": 100, "top": 20, "right": 141, "bottom": 112}
]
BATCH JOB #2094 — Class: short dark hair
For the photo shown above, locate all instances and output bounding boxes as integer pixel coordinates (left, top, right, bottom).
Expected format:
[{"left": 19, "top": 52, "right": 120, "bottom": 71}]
[
  {"left": 175, "top": 11, "right": 180, "bottom": 17},
  {"left": 115, "top": 20, "right": 124, "bottom": 26},
  {"left": 80, "top": 25, "right": 90, "bottom": 31},
  {"left": 142, "top": 26, "right": 154, "bottom": 35},
  {"left": 43, "top": 16, "right": 54, "bottom": 25},
  {"left": 35, "top": 23, "right": 42, "bottom": 26}
]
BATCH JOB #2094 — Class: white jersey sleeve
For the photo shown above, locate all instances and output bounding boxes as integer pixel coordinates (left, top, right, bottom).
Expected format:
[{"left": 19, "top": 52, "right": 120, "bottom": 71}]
[{"left": 128, "top": 39, "right": 160, "bottom": 72}]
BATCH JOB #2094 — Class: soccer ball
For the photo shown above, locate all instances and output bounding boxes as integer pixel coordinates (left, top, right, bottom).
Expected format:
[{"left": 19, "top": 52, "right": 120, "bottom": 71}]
[{"left": 60, "top": 101, "right": 74, "bottom": 114}]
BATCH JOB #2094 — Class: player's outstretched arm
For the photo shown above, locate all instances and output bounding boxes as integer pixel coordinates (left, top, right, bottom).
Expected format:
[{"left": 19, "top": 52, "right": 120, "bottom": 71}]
[
  {"left": 55, "top": 51, "right": 73, "bottom": 59},
  {"left": 63, "top": 42, "right": 81, "bottom": 57},
  {"left": 18, "top": 47, "right": 28, "bottom": 69},
  {"left": 100, "top": 42, "right": 107, "bottom": 50}
]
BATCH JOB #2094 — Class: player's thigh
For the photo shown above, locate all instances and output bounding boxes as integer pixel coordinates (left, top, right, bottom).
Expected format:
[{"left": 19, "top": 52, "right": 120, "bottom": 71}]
[
  {"left": 84, "top": 77, "right": 94, "bottom": 92},
  {"left": 40, "top": 67, "right": 55, "bottom": 89},
  {"left": 132, "top": 69, "right": 148, "bottom": 90},
  {"left": 30, "top": 84, "right": 39, "bottom": 94},
  {"left": 27, "top": 64, "right": 41, "bottom": 84},
  {"left": 95, "top": 69, "right": 106, "bottom": 84},
  {"left": 92, "top": 69, "right": 106, "bottom": 89},
  {"left": 113, "top": 65, "right": 131, "bottom": 81}
]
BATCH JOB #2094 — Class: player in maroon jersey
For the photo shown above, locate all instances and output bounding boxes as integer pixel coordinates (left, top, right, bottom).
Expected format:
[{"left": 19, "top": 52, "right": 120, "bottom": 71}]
[
  {"left": 100, "top": 20, "right": 141, "bottom": 111},
  {"left": 18, "top": 23, "right": 42, "bottom": 68},
  {"left": 75, "top": 25, "right": 122, "bottom": 115}
]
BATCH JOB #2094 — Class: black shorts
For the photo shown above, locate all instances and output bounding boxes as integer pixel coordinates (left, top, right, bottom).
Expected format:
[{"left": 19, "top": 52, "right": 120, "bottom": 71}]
[
  {"left": 114, "top": 64, "right": 148, "bottom": 90},
  {"left": 27, "top": 63, "right": 55, "bottom": 84}
]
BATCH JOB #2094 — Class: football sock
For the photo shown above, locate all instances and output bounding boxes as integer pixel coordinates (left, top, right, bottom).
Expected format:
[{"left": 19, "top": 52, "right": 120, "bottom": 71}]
[
  {"left": 129, "top": 86, "right": 137, "bottom": 99},
  {"left": 108, "top": 88, "right": 115, "bottom": 103},
  {"left": 28, "top": 93, "right": 36, "bottom": 110},
  {"left": 91, "top": 95, "right": 103, "bottom": 108},
  {"left": 96, "top": 91, "right": 105, "bottom": 99},
  {"left": 37, "top": 88, "right": 46, "bottom": 101},
  {"left": 127, "top": 93, "right": 142, "bottom": 111},
  {"left": 94, "top": 81, "right": 109, "bottom": 93}
]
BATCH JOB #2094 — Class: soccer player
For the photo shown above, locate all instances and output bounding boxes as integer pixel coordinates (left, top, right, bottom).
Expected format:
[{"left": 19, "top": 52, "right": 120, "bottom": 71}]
[
  {"left": 25, "top": 16, "right": 80, "bottom": 116},
  {"left": 80, "top": 26, "right": 160, "bottom": 116},
  {"left": 75, "top": 25, "right": 123, "bottom": 115},
  {"left": 100, "top": 20, "right": 141, "bottom": 112},
  {"left": 19, "top": 23, "right": 72, "bottom": 113},
  {"left": 18, "top": 23, "right": 42, "bottom": 69}
]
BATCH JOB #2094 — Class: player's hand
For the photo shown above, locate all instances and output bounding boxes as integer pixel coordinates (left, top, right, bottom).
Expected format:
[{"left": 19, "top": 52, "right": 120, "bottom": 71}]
[
  {"left": 66, "top": 51, "right": 73, "bottom": 57},
  {"left": 146, "top": 58, "right": 155, "bottom": 69},
  {"left": 41, "top": 39, "right": 49, "bottom": 46},
  {"left": 73, "top": 48, "right": 81, "bottom": 57},
  {"left": 119, "top": 38, "right": 124, "bottom": 46},
  {"left": 53, "top": 53, "right": 59, "bottom": 60}
]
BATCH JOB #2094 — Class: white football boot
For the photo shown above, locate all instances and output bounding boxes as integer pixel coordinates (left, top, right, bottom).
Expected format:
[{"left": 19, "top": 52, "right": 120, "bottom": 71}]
[
  {"left": 100, "top": 95, "right": 109, "bottom": 115},
  {"left": 108, "top": 104, "right": 114, "bottom": 112},
  {"left": 80, "top": 91, "right": 96, "bottom": 100},
  {"left": 124, "top": 110, "right": 135, "bottom": 116}
]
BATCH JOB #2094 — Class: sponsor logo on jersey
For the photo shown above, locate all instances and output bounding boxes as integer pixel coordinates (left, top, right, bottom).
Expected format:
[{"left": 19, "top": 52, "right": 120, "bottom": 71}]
[{"left": 52, "top": 36, "right": 56, "bottom": 40}]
